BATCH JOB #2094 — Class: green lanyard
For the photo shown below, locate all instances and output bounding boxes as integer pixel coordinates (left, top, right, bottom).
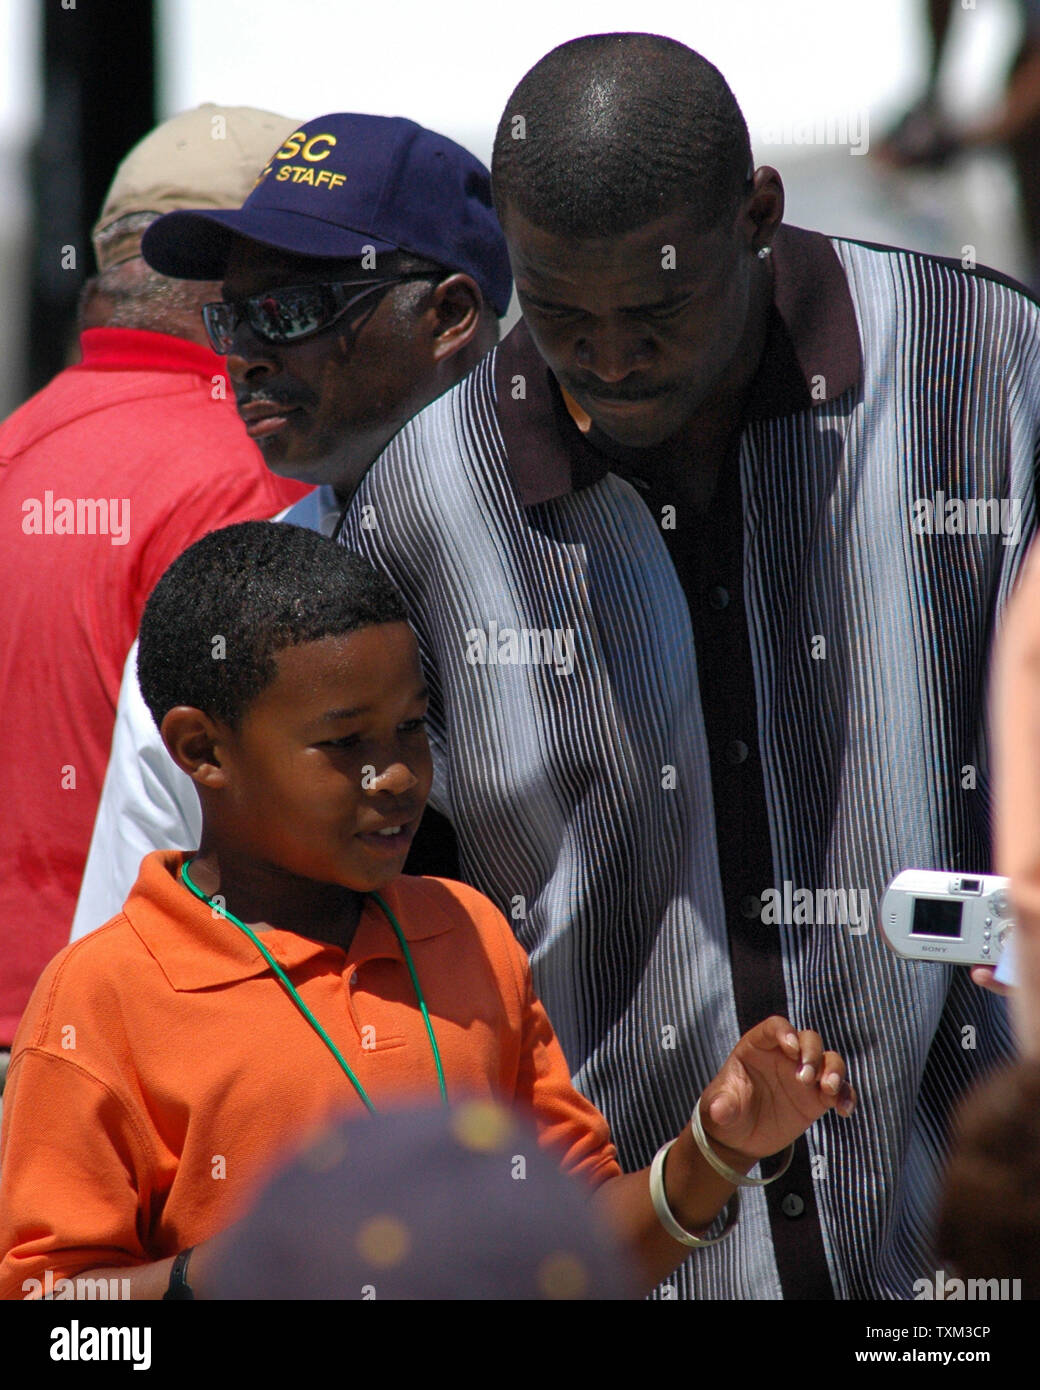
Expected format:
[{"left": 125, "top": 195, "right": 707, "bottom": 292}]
[{"left": 179, "top": 859, "right": 448, "bottom": 1113}]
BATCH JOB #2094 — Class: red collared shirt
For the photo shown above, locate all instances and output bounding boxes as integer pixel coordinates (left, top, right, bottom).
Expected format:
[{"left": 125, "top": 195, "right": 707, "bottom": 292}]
[{"left": 0, "top": 328, "right": 309, "bottom": 1045}]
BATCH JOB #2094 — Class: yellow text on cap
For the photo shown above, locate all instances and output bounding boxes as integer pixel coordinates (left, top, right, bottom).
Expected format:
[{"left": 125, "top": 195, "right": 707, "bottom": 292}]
[{"left": 275, "top": 132, "right": 337, "bottom": 162}]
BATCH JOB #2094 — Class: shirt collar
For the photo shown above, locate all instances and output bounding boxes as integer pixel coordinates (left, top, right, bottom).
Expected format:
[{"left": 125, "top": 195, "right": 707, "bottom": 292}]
[
  {"left": 123, "top": 850, "right": 454, "bottom": 992},
  {"left": 75, "top": 327, "right": 230, "bottom": 388},
  {"left": 493, "top": 223, "right": 862, "bottom": 507},
  {"left": 278, "top": 483, "right": 345, "bottom": 537}
]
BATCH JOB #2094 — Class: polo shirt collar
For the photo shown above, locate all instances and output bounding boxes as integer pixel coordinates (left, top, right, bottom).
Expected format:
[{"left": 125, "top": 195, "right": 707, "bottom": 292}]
[
  {"left": 123, "top": 850, "right": 454, "bottom": 992},
  {"left": 493, "top": 222, "right": 863, "bottom": 507},
  {"left": 75, "top": 327, "right": 229, "bottom": 384}
]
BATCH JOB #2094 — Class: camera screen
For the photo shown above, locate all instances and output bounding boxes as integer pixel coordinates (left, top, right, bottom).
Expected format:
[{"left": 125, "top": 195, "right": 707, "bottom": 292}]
[{"left": 910, "top": 898, "right": 963, "bottom": 939}]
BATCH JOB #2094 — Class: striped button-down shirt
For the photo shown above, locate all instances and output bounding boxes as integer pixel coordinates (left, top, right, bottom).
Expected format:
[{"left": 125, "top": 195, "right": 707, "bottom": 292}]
[{"left": 339, "top": 224, "right": 1039, "bottom": 1299}]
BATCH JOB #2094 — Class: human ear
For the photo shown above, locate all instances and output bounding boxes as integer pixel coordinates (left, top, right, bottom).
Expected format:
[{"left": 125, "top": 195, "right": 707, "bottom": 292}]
[
  {"left": 740, "top": 166, "right": 785, "bottom": 255},
  {"left": 160, "top": 707, "right": 229, "bottom": 788},
  {"left": 427, "top": 273, "right": 483, "bottom": 363}
]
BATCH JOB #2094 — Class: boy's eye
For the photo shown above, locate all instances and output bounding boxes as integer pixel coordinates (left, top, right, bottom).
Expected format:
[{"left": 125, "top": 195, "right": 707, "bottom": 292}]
[{"left": 319, "top": 716, "right": 426, "bottom": 749}]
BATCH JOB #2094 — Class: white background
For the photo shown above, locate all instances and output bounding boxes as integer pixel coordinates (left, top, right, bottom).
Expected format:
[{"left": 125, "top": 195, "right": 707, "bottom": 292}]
[
  {"left": 0, "top": 0, "right": 1019, "bottom": 151},
  {"left": 0, "top": 0, "right": 1030, "bottom": 413}
]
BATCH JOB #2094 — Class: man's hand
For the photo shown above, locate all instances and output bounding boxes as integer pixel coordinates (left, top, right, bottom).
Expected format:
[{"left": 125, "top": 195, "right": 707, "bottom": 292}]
[
  {"left": 969, "top": 964, "right": 1013, "bottom": 998},
  {"left": 699, "top": 1016, "right": 855, "bottom": 1168}
]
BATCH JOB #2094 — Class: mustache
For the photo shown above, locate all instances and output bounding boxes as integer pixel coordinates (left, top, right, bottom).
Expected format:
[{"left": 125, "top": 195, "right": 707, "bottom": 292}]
[{"left": 235, "top": 389, "right": 316, "bottom": 411}]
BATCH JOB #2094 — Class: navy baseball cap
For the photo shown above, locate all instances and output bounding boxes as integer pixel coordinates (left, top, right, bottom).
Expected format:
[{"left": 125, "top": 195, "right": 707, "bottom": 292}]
[
  {"left": 141, "top": 113, "right": 513, "bottom": 316},
  {"left": 208, "top": 1102, "right": 638, "bottom": 1300}
]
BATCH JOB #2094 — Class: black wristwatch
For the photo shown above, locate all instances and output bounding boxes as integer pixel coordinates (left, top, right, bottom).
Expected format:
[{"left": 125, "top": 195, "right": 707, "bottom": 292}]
[{"left": 163, "top": 1247, "right": 195, "bottom": 1300}]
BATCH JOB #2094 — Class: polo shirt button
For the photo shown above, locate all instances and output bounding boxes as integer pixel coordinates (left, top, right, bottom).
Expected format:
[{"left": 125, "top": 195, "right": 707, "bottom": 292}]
[
  {"left": 780, "top": 1193, "right": 805, "bottom": 1218},
  {"left": 725, "top": 739, "right": 749, "bottom": 765},
  {"left": 708, "top": 586, "right": 730, "bottom": 610},
  {"left": 740, "top": 894, "right": 762, "bottom": 920},
  {"left": 349, "top": 972, "right": 358, "bottom": 987}
]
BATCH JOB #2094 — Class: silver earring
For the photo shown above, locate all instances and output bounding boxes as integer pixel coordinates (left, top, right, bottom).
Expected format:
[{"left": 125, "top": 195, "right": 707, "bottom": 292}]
[{"left": 757, "top": 246, "right": 772, "bottom": 260}]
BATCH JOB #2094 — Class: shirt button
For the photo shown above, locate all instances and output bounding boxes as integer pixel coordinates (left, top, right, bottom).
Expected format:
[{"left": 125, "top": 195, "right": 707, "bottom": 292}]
[
  {"left": 740, "top": 894, "right": 762, "bottom": 920},
  {"left": 725, "top": 739, "right": 749, "bottom": 765},
  {"left": 708, "top": 586, "right": 730, "bottom": 610},
  {"left": 780, "top": 1193, "right": 805, "bottom": 1219},
  {"left": 349, "top": 972, "right": 359, "bottom": 988}
]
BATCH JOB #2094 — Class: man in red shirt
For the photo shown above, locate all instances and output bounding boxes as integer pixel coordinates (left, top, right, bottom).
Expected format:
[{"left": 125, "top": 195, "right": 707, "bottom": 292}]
[{"left": 0, "top": 105, "right": 310, "bottom": 1061}]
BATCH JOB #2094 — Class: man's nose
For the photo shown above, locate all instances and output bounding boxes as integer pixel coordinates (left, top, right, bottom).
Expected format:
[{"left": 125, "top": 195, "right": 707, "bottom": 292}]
[
  {"left": 364, "top": 761, "right": 419, "bottom": 796},
  {"left": 574, "top": 324, "right": 654, "bottom": 382},
  {"left": 226, "top": 326, "right": 279, "bottom": 384}
]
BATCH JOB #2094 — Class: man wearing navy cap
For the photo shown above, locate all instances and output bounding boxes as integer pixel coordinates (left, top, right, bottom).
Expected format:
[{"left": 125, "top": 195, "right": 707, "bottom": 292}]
[
  {"left": 141, "top": 113, "right": 510, "bottom": 497},
  {"left": 71, "top": 114, "right": 511, "bottom": 934}
]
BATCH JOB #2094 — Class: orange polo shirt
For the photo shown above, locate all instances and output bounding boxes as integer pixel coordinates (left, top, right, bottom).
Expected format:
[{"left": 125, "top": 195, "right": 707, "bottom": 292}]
[{"left": 0, "top": 851, "right": 619, "bottom": 1298}]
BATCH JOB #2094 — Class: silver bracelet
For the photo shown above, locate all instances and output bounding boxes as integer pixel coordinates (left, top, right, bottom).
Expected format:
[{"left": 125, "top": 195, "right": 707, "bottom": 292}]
[
  {"left": 648, "top": 1139, "right": 740, "bottom": 1248},
  {"left": 691, "top": 1096, "right": 794, "bottom": 1187}
]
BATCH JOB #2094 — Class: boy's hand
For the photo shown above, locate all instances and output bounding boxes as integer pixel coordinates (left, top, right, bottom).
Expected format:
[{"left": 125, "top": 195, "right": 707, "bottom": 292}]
[
  {"left": 593, "top": 1017, "right": 854, "bottom": 1288},
  {"left": 699, "top": 1016, "right": 855, "bottom": 1168}
]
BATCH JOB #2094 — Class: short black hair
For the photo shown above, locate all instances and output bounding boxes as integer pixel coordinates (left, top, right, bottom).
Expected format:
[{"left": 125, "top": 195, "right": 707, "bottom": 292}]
[
  {"left": 138, "top": 521, "right": 409, "bottom": 731},
  {"left": 492, "top": 33, "right": 752, "bottom": 237}
]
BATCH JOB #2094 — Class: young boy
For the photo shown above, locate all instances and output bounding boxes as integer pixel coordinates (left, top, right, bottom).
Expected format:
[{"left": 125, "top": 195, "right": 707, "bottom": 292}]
[{"left": 0, "top": 523, "right": 855, "bottom": 1299}]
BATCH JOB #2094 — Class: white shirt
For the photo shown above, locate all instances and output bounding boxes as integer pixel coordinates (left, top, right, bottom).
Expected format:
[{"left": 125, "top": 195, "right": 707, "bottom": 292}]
[{"left": 69, "top": 485, "right": 344, "bottom": 941}]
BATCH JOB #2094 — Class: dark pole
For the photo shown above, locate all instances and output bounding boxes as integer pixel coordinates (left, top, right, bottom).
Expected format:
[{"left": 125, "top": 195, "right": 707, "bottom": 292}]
[{"left": 25, "top": 0, "right": 156, "bottom": 399}]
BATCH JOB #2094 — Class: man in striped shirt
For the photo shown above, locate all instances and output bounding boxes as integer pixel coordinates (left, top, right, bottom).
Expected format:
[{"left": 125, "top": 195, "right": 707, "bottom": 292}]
[{"left": 338, "top": 34, "right": 1039, "bottom": 1298}]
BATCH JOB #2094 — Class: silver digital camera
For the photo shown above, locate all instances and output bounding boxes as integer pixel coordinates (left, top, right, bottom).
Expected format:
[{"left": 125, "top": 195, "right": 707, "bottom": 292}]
[{"left": 880, "top": 870, "right": 1013, "bottom": 967}]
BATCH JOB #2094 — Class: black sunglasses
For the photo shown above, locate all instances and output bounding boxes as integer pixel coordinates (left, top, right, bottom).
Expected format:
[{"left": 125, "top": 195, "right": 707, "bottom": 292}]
[{"left": 201, "top": 273, "right": 441, "bottom": 354}]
